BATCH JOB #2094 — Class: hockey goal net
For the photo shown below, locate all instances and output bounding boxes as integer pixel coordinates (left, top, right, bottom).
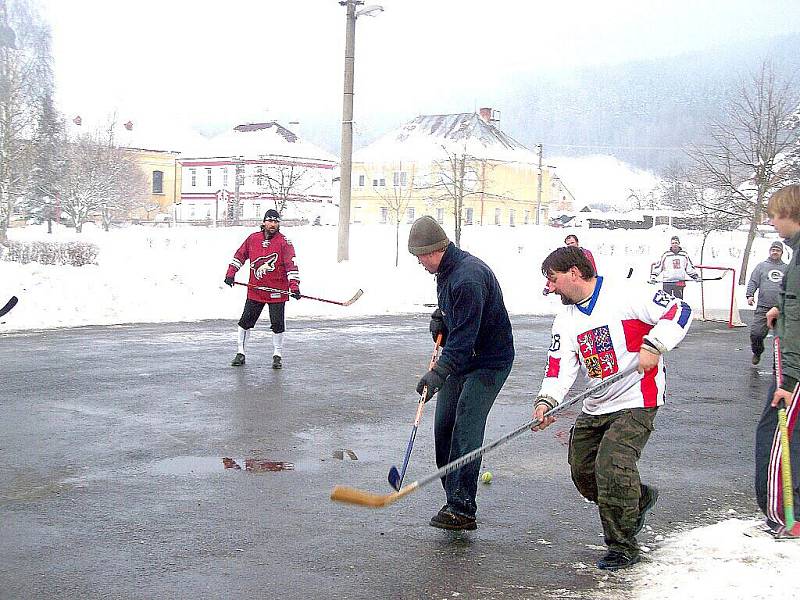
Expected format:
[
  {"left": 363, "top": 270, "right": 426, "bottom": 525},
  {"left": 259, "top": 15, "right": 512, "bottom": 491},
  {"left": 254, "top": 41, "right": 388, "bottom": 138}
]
[{"left": 690, "top": 265, "right": 745, "bottom": 328}]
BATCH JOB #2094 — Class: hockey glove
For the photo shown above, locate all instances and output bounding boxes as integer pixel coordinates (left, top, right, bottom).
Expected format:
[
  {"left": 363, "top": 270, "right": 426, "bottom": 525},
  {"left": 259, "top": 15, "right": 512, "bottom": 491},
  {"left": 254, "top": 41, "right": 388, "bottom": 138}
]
[
  {"left": 429, "top": 308, "right": 448, "bottom": 345},
  {"left": 224, "top": 276, "right": 235, "bottom": 287},
  {"left": 289, "top": 282, "right": 301, "bottom": 300},
  {"left": 416, "top": 365, "right": 450, "bottom": 403}
]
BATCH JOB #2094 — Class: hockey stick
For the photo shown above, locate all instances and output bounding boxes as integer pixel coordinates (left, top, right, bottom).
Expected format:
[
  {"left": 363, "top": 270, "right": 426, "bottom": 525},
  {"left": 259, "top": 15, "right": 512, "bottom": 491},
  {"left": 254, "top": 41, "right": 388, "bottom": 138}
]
[
  {"left": 773, "top": 337, "right": 799, "bottom": 533},
  {"left": 387, "top": 333, "right": 443, "bottom": 491},
  {"left": 233, "top": 281, "right": 363, "bottom": 306},
  {"left": 0, "top": 295, "right": 18, "bottom": 318},
  {"left": 648, "top": 276, "right": 726, "bottom": 285},
  {"left": 331, "top": 365, "right": 637, "bottom": 508}
]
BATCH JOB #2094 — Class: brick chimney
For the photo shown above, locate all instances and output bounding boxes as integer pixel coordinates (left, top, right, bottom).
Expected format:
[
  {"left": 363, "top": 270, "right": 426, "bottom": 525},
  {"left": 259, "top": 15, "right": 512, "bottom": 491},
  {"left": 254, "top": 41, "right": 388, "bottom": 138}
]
[{"left": 478, "top": 107, "right": 492, "bottom": 123}]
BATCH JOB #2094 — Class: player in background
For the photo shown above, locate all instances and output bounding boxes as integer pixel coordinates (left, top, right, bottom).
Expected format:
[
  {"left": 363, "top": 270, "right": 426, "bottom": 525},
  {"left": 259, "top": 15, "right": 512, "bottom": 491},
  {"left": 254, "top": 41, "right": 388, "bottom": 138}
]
[
  {"left": 564, "top": 234, "right": 597, "bottom": 272},
  {"left": 650, "top": 235, "right": 698, "bottom": 299},
  {"left": 756, "top": 185, "right": 800, "bottom": 536},
  {"left": 224, "top": 209, "right": 301, "bottom": 370},
  {"left": 408, "top": 216, "right": 514, "bottom": 532},
  {"left": 532, "top": 246, "right": 692, "bottom": 570},
  {"left": 746, "top": 241, "right": 787, "bottom": 365}
]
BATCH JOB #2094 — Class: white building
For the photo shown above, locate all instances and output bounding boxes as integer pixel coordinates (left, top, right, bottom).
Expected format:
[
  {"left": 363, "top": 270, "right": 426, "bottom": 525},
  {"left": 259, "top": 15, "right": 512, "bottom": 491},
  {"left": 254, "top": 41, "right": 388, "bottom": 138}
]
[{"left": 177, "top": 122, "right": 338, "bottom": 225}]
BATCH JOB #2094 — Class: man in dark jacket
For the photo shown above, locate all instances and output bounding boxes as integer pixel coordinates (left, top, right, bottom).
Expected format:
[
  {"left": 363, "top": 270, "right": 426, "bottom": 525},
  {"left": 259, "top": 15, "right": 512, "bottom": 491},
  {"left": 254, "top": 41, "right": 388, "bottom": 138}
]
[
  {"left": 408, "top": 216, "right": 514, "bottom": 531},
  {"left": 746, "top": 241, "right": 787, "bottom": 365}
]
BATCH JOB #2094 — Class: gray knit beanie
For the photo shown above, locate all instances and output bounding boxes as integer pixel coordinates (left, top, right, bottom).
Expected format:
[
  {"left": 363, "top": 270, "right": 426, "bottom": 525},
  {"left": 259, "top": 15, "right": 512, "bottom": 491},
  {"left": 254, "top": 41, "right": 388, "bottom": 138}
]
[{"left": 408, "top": 216, "right": 449, "bottom": 256}]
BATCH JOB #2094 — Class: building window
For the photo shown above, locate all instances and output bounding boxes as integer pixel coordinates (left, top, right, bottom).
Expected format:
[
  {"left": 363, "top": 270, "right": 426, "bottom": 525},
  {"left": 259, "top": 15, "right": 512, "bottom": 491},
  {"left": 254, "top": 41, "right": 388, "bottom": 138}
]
[
  {"left": 494, "top": 208, "right": 501, "bottom": 225},
  {"left": 406, "top": 207, "right": 415, "bottom": 223},
  {"left": 380, "top": 207, "right": 388, "bottom": 224},
  {"left": 152, "top": 170, "right": 164, "bottom": 194},
  {"left": 393, "top": 171, "right": 407, "bottom": 187},
  {"left": 206, "top": 168, "right": 212, "bottom": 187},
  {"left": 256, "top": 166, "right": 263, "bottom": 187},
  {"left": 358, "top": 174, "right": 365, "bottom": 187},
  {"left": 524, "top": 210, "right": 530, "bottom": 225},
  {"left": 223, "top": 168, "right": 229, "bottom": 188},
  {"left": 465, "top": 207, "right": 474, "bottom": 225},
  {"left": 254, "top": 204, "right": 260, "bottom": 217},
  {"left": 373, "top": 177, "right": 387, "bottom": 187},
  {"left": 436, "top": 208, "right": 444, "bottom": 224},
  {"left": 190, "top": 168, "right": 197, "bottom": 187},
  {"left": 509, "top": 209, "right": 515, "bottom": 227}
]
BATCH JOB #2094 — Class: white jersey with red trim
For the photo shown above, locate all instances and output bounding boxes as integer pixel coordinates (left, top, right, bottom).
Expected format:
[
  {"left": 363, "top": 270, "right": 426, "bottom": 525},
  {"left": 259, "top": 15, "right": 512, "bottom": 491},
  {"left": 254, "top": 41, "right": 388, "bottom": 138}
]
[
  {"left": 537, "top": 276, "right": 692, "bottom": 415},
  {"left": 651, "top": 249, "right": 697, "bottom": 282}
]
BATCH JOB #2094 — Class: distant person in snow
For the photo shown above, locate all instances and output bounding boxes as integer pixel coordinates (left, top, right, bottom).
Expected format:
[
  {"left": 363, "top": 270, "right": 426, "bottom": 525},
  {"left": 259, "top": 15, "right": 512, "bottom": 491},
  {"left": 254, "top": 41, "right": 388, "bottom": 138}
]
[
  {"left": 224, "top": 209, "right": 301, "bottom": 370},
  {"left": 756, "top": 184, "right": 800, "bottom": 538},
  {"left": 650, "top": 235, "right": 698, "bottom": 299},
  {"left": 564, "top": 234, "right": 597, "bottom": 272},
  {"left": 746, "top": 241, "right": 787, "bottom": 365},
  {"left": 408, "top": 216, "right": 514, "bottom": 532}
]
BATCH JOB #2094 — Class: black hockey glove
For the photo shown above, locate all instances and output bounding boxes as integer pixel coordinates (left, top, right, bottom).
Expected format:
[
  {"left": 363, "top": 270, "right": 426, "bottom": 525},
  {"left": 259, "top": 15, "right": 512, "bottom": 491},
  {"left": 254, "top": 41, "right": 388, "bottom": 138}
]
[
  {"left": 224, "top": 276, "right": 235, "bottom": 287},
  {"left": 416, "top": 365, "right": 450, "bottom": 403},
  {"left": 289, "top": 282, "right": 301, "bottom": 300},
  {"left": 429, "top": 308, "right": 447, "bottom": 345}
]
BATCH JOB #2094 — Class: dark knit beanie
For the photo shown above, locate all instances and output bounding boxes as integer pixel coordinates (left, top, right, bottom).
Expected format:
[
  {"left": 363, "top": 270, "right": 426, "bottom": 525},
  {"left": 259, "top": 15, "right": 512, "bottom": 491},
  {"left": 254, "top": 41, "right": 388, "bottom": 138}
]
[
  {"left": 408, "top": 216, "right": 449, "bottom": 256},
  {"left": 264, "top": 209, "right": 281, "bottom": 221},
  {"left": 770, "top": 241, "right": 784, "bottom": 251}
]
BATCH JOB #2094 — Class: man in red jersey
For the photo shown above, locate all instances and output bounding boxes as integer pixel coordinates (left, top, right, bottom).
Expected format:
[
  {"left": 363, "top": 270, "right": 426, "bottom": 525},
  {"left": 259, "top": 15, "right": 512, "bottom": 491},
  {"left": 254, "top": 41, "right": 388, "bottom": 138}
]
[{"left": 224, "top": 209, "right": 300, "bottom": 369}]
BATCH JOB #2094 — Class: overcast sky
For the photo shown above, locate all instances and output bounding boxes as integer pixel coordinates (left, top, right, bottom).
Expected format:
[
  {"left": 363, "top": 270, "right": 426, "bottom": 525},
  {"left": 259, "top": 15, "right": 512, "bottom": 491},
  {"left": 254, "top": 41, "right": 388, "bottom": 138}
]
[{"left": 38, "top": 0, "right": 800, "bottom": 145}]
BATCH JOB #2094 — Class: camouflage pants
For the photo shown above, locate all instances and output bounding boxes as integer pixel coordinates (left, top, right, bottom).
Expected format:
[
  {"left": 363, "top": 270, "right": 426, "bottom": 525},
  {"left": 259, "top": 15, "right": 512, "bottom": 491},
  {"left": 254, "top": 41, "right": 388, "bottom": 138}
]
[{"left": 568, "top": 407, "right": 657, "bottom": 555}]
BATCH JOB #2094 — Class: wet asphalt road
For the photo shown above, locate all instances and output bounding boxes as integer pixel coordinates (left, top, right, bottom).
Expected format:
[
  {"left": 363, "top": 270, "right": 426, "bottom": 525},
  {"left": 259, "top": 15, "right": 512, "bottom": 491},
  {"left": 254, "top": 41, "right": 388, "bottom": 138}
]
[{"left": 0, "top": 315, "right": 767, "bottom": 599}]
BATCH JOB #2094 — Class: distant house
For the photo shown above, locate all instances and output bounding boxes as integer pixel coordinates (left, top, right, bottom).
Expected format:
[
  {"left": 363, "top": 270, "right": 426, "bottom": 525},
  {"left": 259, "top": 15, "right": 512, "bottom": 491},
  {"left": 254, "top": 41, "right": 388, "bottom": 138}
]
[
  {"left": 350, "top": 108, "right": 558, "bottom": 227},
  {"left": 176, "top": 122, "right": 338, "bottom": 225}
]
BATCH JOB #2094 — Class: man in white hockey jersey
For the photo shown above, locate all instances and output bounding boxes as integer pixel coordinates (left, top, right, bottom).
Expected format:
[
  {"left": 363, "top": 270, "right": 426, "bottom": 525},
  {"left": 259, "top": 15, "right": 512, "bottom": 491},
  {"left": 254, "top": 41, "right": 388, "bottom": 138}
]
[
  {"left": 650, "top": 235, "right": 698, "bottom": 299},
  {"left": 532, "top": 246, "right": 693, "bottom": 571}
]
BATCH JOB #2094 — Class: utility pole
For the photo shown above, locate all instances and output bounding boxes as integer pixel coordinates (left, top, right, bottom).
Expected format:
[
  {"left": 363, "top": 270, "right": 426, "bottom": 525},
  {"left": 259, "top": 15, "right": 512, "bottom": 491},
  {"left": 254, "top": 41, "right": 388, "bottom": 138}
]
[
  {"left": 535, "top": 143, "right": 543, "bottom": 225},
  {"left": 336, "top": 0, "right": 358, "bottom": 262}
]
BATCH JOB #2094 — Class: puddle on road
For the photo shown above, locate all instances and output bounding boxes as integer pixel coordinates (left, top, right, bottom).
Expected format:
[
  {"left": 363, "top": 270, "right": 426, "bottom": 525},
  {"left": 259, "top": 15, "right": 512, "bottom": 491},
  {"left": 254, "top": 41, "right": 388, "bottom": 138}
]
[{"left": 150, "top": 456, "right": 295, "bottom": 475}]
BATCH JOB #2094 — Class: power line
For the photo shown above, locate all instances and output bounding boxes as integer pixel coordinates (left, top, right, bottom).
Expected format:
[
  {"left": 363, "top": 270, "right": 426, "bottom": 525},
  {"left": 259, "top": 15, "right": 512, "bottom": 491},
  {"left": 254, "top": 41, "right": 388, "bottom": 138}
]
[{"left": 544, "top": 143, "right": 686, "bottom": 151}]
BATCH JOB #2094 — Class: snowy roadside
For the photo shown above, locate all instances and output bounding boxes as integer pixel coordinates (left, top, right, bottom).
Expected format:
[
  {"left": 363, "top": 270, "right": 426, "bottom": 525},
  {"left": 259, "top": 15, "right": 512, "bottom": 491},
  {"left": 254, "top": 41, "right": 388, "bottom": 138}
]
[{"left": 600, "top": 517, "right": 800, "bottom": 600}]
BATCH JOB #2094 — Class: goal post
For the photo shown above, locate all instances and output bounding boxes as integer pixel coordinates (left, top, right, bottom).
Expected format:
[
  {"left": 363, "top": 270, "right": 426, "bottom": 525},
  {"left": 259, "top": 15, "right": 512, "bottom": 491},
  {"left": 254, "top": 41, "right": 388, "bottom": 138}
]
[{"left": 694, "top": 265, "right": 745, "bottom": 328}]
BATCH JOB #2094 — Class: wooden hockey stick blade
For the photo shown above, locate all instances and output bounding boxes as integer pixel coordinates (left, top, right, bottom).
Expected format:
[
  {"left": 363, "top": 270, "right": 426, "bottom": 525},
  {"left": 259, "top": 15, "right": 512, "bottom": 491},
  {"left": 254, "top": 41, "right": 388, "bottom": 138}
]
[
  {"left": 341, "top": 289, "right": 363, "bottom": 306},
  {"left": 331, "top": 482, "right": 418, "bottom": 508},
  {"left": 0, "top": 295, "right": 18, "bottom": 318}
]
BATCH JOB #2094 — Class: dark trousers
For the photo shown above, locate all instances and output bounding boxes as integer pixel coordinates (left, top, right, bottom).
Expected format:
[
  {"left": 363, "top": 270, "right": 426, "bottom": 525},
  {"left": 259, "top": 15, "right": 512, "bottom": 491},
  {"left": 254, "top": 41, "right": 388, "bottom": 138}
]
[
  {"left": 662, "top": 282, "right": 684, "bottom": 299},
  {"left": 755, "top": 379, "right": 800, "bottom": 527},
  {"left": 238, "top": 298, "right": 286, "bottom": 333},
  {"left": 750, "top": 307, "right": 770, "bottom": 357},
  {"left": 433, "top": 365, "right": 512, "bottom": 518},
  {"left": 568, "top": 408, "right": 657, "bottom": 555}
]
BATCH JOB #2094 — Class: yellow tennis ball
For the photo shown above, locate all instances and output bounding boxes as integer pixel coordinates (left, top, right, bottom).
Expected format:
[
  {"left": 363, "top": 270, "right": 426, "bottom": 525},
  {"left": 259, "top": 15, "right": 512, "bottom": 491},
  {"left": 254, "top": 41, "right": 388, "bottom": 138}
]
[{"left": 481, "top": 471, "right": 493, "bottom": 484}]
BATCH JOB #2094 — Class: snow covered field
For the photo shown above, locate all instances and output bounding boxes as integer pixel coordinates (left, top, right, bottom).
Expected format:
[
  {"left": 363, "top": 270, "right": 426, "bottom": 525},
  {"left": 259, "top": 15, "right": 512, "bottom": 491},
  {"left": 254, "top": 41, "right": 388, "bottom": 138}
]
[
  {"left": 0, "top": 220, "right": 777, "bottom": 330},
  {"left": 1, "top": 221, "right": 797, "bottom": 599}
]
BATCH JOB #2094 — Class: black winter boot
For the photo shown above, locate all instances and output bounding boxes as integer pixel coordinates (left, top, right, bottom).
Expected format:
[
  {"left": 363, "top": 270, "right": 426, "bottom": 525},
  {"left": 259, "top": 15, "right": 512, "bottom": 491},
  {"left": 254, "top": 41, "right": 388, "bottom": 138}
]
[
  {"left": 597, "top": 550, "right": 640, "bottom": 571},
  {"left": 272, "top": 355, "right": 282, "bottom": 370},
  {"left": 231, "top": 353, "right": 245, "bottom": 366},
  {"left": 429, "top": 506, "right": 477, "bottom": 531}
]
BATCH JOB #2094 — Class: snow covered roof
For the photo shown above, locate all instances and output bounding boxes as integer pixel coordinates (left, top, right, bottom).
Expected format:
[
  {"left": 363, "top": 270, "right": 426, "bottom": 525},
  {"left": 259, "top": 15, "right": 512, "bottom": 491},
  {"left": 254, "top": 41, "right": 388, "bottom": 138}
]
[
  {"left": 353, "top": 112, "right": 539, "bottom": 164},
  {"left": 186, "top": 121, "right": 338, "bottom": 164}
]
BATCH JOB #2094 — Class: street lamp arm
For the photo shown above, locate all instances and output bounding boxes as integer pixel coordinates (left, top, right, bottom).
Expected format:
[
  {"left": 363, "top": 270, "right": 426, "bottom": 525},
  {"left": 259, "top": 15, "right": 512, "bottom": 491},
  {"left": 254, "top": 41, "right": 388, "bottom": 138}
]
[{"left": 356, "top": 5, "right": 384, "bottom": 17}]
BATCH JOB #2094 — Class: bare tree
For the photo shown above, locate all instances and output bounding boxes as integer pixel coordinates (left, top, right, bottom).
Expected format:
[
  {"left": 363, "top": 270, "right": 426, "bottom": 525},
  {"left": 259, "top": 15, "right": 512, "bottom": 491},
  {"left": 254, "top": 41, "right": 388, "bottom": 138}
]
[
  {"left": 421, "top": 144, "right": 503, "bottom": 247},
  {"left": 256, "top": 162, "right": 320, "bottom": 216},
  {"left": 658, "top": 161, "right": 742, "bottom": 263},
  {"left": 688, "top": 62, "right": 800, "bottom": 283},
  {"left": 0, "top": 0, "right": 53, "bottom": 242},
  {"left": 376, "top": 162, "right": 416, "bottom": 266},
  {"left": 59, "top": 126, "right": 149, "bottom": 232}
]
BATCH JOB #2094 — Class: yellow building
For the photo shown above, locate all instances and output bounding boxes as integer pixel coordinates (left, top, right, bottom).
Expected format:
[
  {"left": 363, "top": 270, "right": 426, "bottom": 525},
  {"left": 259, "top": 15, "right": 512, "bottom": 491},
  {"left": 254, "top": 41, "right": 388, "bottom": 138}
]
[
  {"left": 123, "top": 147, "right": 181, "bottom": 220},
  {"left": 351, "top": 109, "right": 556, "bottom": 227}
]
